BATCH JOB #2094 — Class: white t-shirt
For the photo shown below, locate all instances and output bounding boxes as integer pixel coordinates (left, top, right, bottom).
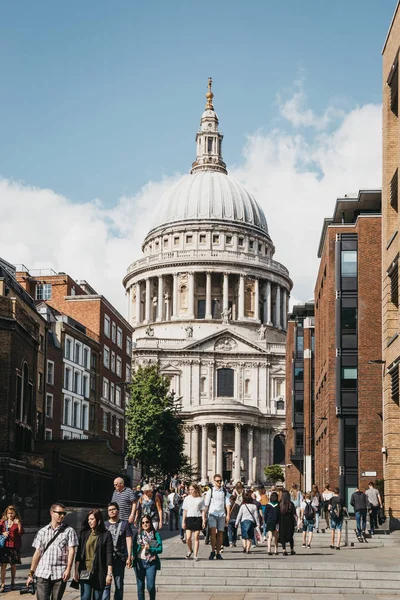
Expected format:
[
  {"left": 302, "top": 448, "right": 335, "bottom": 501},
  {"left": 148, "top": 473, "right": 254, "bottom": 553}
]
[
  {"left": 322, "top": 491, "right": 334, "bottom": 502},
  {"left": 182, "top": 495, "right": 205, "bottom": 517},
  {"left": 204, "top": 488, "right": 230, "bottom": 517},
  {"left": 167, "top": 492, "right": 178, "bottom": 509}
]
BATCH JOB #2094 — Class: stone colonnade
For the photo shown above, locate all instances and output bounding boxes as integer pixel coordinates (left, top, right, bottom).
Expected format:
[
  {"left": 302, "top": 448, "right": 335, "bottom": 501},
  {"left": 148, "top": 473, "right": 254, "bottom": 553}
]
[
  {"left": 130, "top": 271, "right": 288, "bottom": 329},
  {"left": 184, "top": 422, "right": 274, "bottom": 484}
]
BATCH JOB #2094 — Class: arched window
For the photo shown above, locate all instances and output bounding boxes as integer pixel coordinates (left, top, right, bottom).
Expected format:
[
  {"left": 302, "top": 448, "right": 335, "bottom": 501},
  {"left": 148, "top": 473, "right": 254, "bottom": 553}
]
[
  {"left": 201, "top": 376, "right": 207, "bottom": 394},
  {"left": 244, "top": 378, "right": 251, "bottom": 396},
  {"left": 180, "top": 285, "right": 188, "bottom": 310},
  {"left": 273, "top": 433, "right": 285, "bottom": 465},
  {"left": 217, "top": 368, "right": 234, "bottom": 397}
]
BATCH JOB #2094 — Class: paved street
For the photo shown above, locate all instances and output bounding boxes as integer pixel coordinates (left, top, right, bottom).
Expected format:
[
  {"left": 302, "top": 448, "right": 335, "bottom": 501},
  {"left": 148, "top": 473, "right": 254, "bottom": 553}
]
[{"left": 2, "top": 530, "right": 400, "bottom": 599}]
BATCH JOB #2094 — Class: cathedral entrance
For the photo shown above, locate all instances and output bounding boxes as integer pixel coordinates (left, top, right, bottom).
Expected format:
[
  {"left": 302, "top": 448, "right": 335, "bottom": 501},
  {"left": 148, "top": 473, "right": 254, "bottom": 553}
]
[{"left": 223, "top": 450, "right": 232, "bottom": 482}]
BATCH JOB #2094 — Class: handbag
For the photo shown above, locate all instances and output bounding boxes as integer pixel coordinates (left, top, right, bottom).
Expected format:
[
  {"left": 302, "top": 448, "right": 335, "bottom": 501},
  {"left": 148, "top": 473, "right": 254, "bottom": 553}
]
[
  {"left": 0, "top": 521, "right": 9, "bottom": 548},
  {"left": 79, "top": 570, "right": 92, "bottom": 581}
]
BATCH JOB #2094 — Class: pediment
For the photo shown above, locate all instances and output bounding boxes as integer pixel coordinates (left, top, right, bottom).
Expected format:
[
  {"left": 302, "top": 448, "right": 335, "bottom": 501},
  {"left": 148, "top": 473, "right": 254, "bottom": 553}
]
[
  {"left": 184, "top": 329, "right": 268, "bottom": 355},
  {"left": 160, "top": 363, "right": 182, "bottom": 374},
  {"left": 271, "top": 367, "right": 285, "bottom": 376}
]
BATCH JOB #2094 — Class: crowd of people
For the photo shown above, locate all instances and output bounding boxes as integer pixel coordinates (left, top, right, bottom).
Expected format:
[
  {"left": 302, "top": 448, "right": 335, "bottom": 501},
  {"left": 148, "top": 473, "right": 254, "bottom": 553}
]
[{"left": 0, "top": 475, "right": 383, "bottom": 600}]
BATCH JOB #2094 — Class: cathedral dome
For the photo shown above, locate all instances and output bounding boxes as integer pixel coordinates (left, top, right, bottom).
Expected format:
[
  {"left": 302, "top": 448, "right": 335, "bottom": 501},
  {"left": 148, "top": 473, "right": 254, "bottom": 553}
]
[{"left": 152, "top": 171, "right": 269, "bottom": 234}]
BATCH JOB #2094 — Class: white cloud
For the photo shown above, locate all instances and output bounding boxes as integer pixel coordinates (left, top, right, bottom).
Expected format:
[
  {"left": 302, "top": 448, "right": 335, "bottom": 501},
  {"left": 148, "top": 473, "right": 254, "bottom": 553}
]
[{"left": 0, "top": 84, "right": 382, "bottom": 317}]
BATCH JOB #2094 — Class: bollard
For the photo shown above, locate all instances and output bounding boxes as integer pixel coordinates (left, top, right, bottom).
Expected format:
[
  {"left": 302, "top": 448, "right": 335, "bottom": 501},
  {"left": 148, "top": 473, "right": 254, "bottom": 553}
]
[{"left": 344, "top": 518, "right": 349, "bottom": 547}]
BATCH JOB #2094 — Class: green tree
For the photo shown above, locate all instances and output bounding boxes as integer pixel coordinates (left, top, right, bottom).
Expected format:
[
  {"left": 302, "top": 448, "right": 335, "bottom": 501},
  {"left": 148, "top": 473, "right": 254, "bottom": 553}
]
[
  {"left": 264, "top": 464, "right": 285, "bottom": 484},
  {"left": 126, "top": 365, "right": 187, "bottom": 481}
]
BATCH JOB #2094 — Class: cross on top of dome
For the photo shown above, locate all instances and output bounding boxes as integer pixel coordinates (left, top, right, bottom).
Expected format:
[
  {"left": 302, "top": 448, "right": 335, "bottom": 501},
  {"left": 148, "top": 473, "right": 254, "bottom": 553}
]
[{"left": 191, "top": 78, "right": 227, "bottom": 175}]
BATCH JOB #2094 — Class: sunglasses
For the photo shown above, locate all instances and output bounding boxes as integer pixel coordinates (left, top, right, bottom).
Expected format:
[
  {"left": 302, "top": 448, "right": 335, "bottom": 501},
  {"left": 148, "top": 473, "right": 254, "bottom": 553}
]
[
  {"left": 53, "top": 511, "right": 67, "bottom": 516},
  {"left": 141, "top": 521, "right": 150, "bottom": 525},
  {"left": 214, "top": 480, "right": 222, "bottom": 483}
]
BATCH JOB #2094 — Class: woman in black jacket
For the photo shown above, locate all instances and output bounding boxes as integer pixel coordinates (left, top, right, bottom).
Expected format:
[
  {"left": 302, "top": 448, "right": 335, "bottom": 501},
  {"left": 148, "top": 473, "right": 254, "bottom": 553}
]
[
  {"left": 278, "top": 490, "right": 296, "bottom": 556},
  {"left": 74, "top": 509, "right": 113, "bottom": 600}
]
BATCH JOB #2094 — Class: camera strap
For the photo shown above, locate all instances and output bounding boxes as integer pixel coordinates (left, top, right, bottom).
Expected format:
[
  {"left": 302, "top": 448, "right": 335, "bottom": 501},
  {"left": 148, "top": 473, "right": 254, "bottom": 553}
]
[{"left": 42, "top": 525, "right": 65, "bottom": 557}]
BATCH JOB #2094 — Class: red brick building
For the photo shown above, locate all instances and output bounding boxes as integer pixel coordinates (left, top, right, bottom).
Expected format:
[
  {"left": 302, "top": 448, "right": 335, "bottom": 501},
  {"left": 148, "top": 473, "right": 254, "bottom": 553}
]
[
  {"left": 314, "top": 191, "right": 383, "bottom": 506},
  {"left": 285, "top": 301, "right": 315, "bottom": 491},
  {"left": 16, "top": 269, "right": 133, "bottom": 453}
]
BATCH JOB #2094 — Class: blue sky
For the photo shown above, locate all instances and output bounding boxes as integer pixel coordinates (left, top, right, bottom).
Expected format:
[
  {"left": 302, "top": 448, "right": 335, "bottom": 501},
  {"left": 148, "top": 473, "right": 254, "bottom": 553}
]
[
  {"left": 0, "top": 1, "right": 395, "bottom": 204},
  {"left": 0, "top": 1, "right": 396, "bottom": 313}
]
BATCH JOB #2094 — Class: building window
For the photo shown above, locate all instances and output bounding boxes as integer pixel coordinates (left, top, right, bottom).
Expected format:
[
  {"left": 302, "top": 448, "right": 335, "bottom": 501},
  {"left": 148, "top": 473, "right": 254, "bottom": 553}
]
[
  {"left": 103, "top": 411, "right": 108, "bottom": 432},
  {"left": 46, "top": 361, "right": 54, "bottom": 385},
  {"left": 82, "top": 404, "right": 88, "bottom": 430},
  {"left": 244, "top": 378, "right": 251, "bottom": 396},
  {"left": 110, "top": 382, "right": 115, "bottom": 403},
  {"left": 342, "top": 367, "right": 357, "bottom": 390},
  {"left": 238, "top": 237, "right": 244, "bottom": 247},
  {"left": 83, "top": 347, "right": 89, "bottom": 369},
  {"left": 65, "top": 338, "right": 72, "bottom": 360},
  {"left": 90, "top": 404, "right": 95, "bottom": 421},
  {"left": 174, "top": 236, "right": 180, "bottom": 246},
  {"left": 217, "top": 368, "right": 234, "bottom": 397},
  {"left": 75, "top": 343, "right": 81, "bottom": 365},
  {"left": 90, "top": 375, "right": 96, "bottom": 391},
  {"left": 117, "top": 327, "right": 123, "bottom": 348},
  {"left": 126, "top": 364, "right": 131, "bottom": 382},
  {"left": 258, "top": 243, "right": 262, "bottom": 252},
  {"left": 74, "top": 371, "right": 81, "bottom": 395},
  {"left": 200, "top": 376, "right": 206, "bottom": 394},
  {"left": 294, "top": 366, "right": 304, "bottom": 381},
  {"left": 226, "top": 235, "right": 232, "bottom": 245},
  {"left": 341, "top": 250, "right": 357, "bottom": 277},
  {"left": 276, "top": 399, "right": 285, "bottom": 411},
  {"left": 38, "top": 372, "right": 43, "bottom": 393},
  {"left": 102, "top": 378, "right": 109, "bottom": 400},
  {"left": 389, "top": 61, "right": 398, "bottom": 116},
  {"left": 207, "top": 137, "right": 213, "bottom": 153},
  {"left": 391, "top": 169, "right": 398, "bottom": 211},
  {"left": 212, "top": 234, "right": 220, "bottom": 244},
  {"left": 111, "top": 351, "right": 116, "bottom": 373},
  {"left": 389, "top": 259, "right": 399, "bottom": 307},
  {"left": 112, "top": 322, "right": 116, "bottom": 343},
  {"left": 83, "top": 375, "right": 89, "bottom": 398},
  {"left": 296, "top": 334, "right": 304, "bottom": 353},
  {"left": 64, "top": 398, "right": 71, "bottom": 425},
  {"left": 35, "top": 284, "right": 52, "bottom": 301},
  {"left": 91, "top": 353, "right": 97, "bottom": 369},
  {"left": 163, "top": 237, "right": 168, "bottom": 248},
  {"left": 45, "top": 394, "right": 53, "bottom": 418},
  {"left": 73, "top": 402, "right": 80, "bottom": 428},
  {"left": 116, "top": 419, "right": 120, "bottom": 437},
  {"left": 104, "top": 314, "right": 111, "bottom": 337},
  {"left": 391, "top": 365, "right": 399, "bottom": 404},
  {"left": 249, "top": 240, "right": 254, "bottom": 250},
  {"left": 126, "top": 337, "right": 132, "bottom": 357},
  {"left": 103, "top": 346, "right": 110, "bottom": 369},
  {"left": 45, "top": 429, "right": 52, "bottom": 440},
  {"left": 116, "top": 386, "right": 121, "bottom": 407},
  {"left": 199, "top": 234, "right": 206, "bottom": 244},
  {"left": 186, "top": 234, "right": 193, "bottom": 244},
  {"left": 65, "top": 367, "right": 71, "bottom": 391},
  {"left": 116, "top": 356, "right": 122, "bottom": 377}
]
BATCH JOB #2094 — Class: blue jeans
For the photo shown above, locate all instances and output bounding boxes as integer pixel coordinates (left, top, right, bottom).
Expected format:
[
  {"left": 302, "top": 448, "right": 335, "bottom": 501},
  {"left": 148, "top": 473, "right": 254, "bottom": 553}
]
[
  {"left": 36, "top": 578, "right": 66, "bottom": 600},
  {"left": 134, "top": 559, "right": 157, "bottom": 600},
  {"left": 261, "top": 506, "right": 267, "bottom": 537},
  {"left": 80, "top": 581, "right": 104, "bottom": 600},
  {"left": 355, "top": 509, "right": 367, "bottom": 536},
  {"left": 369, "top": 506, "right": 379, "bottom": 532},
  {"left": 227, "top": 519, "right": 237, "bottom": 545},
  {"left": 102, "top": 560, "right": 126, "bottom": 600}
]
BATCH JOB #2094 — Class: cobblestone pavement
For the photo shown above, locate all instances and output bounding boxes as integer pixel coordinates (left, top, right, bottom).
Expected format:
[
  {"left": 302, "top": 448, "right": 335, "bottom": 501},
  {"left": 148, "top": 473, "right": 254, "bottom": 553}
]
[{"left": 3, "top": 530, "right": 400, "bottom": 600}]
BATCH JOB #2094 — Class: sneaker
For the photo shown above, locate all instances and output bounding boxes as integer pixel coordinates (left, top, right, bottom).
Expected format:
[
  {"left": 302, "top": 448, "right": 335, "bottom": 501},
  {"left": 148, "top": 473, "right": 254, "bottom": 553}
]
[
  {"left": 330, "top": 545, "right": 334, "bottom": 549},
  {"left": 194, "top": 556, "right": 199, "bottom": 561},
  {"left": 216, "top": 553, "right": 223, "bottom": 560},
  {"left": 233, "top": 543, "right": 237, "bottom": 547},
  {"left": 229, "top": 543, "right": 233, "bottom": 548},
  {"left": 290, "top": 550, "right": 296, "bottom": 555},
  {"left": 302, "top": 543, "right": 306, "bottom": 548},
  {"left": 251, "top": 544, "right": 256, "bottom": 548},
  {"left": 307, "top": 544, "right": 311, "bottom": 549},
  {"left": 185, "top": 551, "right": 193, "bottom": 559},
  {"left": 220, "top": 547, "right": 224, "bottom": 553},
  {"left": 209, "top": 551, "right": 216, "bottom": 560},
  {"left": 268, "top": 551, "right": 272, "bottom": 556},
  {"left": 283, "top": 550, "right": 288, "bottom": 556},
  {"left": 336, "top": 546, "right": 340, "bottom": 550}
]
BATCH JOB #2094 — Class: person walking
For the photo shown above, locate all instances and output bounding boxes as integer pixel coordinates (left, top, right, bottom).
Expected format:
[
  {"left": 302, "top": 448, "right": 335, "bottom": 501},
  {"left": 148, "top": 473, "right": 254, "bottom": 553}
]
[
  {"left": 289, "top": 484, "right": 303, "bottom": 532},
  {"left": 204, "top": 474, "right": 230, "bottom": 560},
  {"left": 278, "top": 491, "right": 296, "bottom": 556},
  {"left": 182, "top": 483, "right": 206, "bottom": 561},
  {"left": 74, "top": 509, "right": 113, "bottom": 600},
  {"left": 0, "top": 505, "right": 24, "bottom": 591},
  {"left": 226, "top": 483, "right": 244, "bottom": 547},
  {"left": 264, "top": 492, "right": 279, "bottom": 555},
  {"left": 26, "top": 503, "right": 78, "bottom": 600},
  {"left": 365, "top": 482, "right": 383, "bottom": 535},
  {"left": 135, "top": 485, "right": 163, "bottom": 531},
  {"left": 132, "top": 516, "right": 163, "bottom": 600},
  {"left": 311, "top": 485, "right": 322, "bottom": 533},
  {"left": 167, "top": 489, "right": 179, "bottom": 532},
  {"left": 322, "top": 484, "right": 334, "bottom": 530},
  {"left": 328, "top": 487, "right": 346, "bottom": 549},
  {"left": 301, "top": 493, "right": 315, "bottom": 549},
  {"left": 111, "top": 479, "right": 136, "bottom": 524},
  {"left": 103, "top": 503, "right": 132, "bottom": 600},
  {"left": 235, "top": 493, "right": 260, "bottom": 554},
  {"left": 350, "top": 485, "right": 368, "bottom": 541}
]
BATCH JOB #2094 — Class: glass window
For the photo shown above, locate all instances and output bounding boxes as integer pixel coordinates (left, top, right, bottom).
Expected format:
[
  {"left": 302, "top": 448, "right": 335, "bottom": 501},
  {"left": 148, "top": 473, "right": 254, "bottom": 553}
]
[
  {"left": 126, "top": 337, "right": 132, "bottom": 357},
  {"left": 46, "top": 361, "right": 54, "bottom": 385},
  {"left": 342, "top": 307, "right": 357, "bottom": 331},
  {"left": 117, "top": 327, "right": 123, "bottom": 348},
  {"left": 103, "top": 346, "right": 110, "bottom": 369},
  {"left": 249, "top": 240, "right": 254, "bottom": 250},
  {"left": 82, "top": 405, "right": 88, "bottom": 431},
  {"left": 342, "top": 367, "right": 357, "bottom": 390},
  {"left": 207, "top": 137, "right": 213, "bottom": 153},
  {"left": 103, "top": 411, "right": 108, "bottom": 432},
  {"left": 296, "top": 334, "right": 304, "bottom": 352},
  {"left": 199, "top": 234, "right": 206, "bottom": 243},
  {"left": 104, "top": 314, "right": 111, "bottom": 337},
  {"left": 238, "top": 237, "right": 244, "bottom": 247},
  {"left": 116, "top": 356, "right": 122, "bottom": 377},
  {"left": 174, "top": 236, "right": 180, "bottom": 245},
  {"left": 186, "top": 234, "right": 193, "bottom": 244},
  {"left": 294, "top": 367, "right": 304, "bottom": 381},
  {"left": 45, "top": 429, "right": 52, "bottom": 440},
  {"left": 91, "top": 375, "right": 96, "bottom": 391},
  {"left": 111, "top": 322, "right": 116, "bottom": 343},
  {"left": 64, "top": 398, "right": 71, "bottom": 425},
  {"left": 73, "top": 402, "right": 79, "bottom": 428},
  {"left": 83, "top": 347, "right": 89, "bottom": 369},
  {"left": 83, "top": 375, "right": 89, "bottom": 398},
  {"left": 103, "top": 378, "right": 109, "bottom": 399},
  {"left": 91, "top": 353, "right": 97, "bottom": 369},
  {"left": 341, "top": 250, "right": 357, "bottom": 277},
  {"left": 126, "top": 364, "right": 131, "bottom": 382},
  {"left": 74, "top": 372, "right": 81, "bottom": 394},
  {"left": 35, "top": 284, "right": 52, "bottom": 300},
  {"left": 116, "top": 419, "right": 120, "bottom": 437},
  {"left": 212, "top": 234, "right": 220, "bottom": 244},
  {"left": 226, "top": 235, "right": 232, "bottom": 244},
  {"left": 65, "top": 367, "right": 71, "bottom": 391},
  {"left": 111, "top": 351, "right": 116, "bottom": 372},
  {"left": 116, "top": 386, "right": 121, "bottom": 406},
  {"left": 110, "top": 382, "right": 115, "bottom": 403},
  {"left": 217, "top": 368, "right": 234, "bottom": 397},
  {"left": 75, "top": 343, "right": 81, "bottom": 365},
  {"left": 65, "top": 338, "right": 72, "bottom": 360},
  {"left": 163, "top": 238, "right": 168, "bottom": 247},
  {"left": 45, "top": 394, "right": 53, "bottom": 418}
]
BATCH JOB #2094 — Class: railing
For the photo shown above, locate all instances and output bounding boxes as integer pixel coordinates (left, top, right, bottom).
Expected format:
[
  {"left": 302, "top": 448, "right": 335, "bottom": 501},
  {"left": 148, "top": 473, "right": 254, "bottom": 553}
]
[{"left": 126, "top": 249, "right": 290, "bottom": 278}]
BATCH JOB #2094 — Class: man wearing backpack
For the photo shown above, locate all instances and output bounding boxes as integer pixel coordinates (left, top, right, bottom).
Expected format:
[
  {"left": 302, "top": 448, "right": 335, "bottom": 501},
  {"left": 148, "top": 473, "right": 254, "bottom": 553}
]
[
  {"left": 204, "top": 474, "right": 230, "bottom": 560},
  {"left": 350, "top": 485, "right": 368, "bottom": 541},
  {"left": 365, "top": 481, "right": 383, "bottom": 535},
  {"left": 328, "top": 487, "right": 346, "bottom": 549},
  {"left": 167, "top": 488, "right": 180, "bottom": 531},
  {"left": 301, "top": 493, "right": 315, "bottom": 549}
]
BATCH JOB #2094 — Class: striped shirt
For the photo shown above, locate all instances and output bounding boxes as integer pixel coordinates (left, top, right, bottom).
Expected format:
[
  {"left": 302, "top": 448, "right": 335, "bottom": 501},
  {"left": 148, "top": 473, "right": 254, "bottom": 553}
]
[
  {"left": 33, "top": 524, "right": 78, "bottom": 580},
  {"left": 111, "top": 487, "right": 135, "bottom": 520}
]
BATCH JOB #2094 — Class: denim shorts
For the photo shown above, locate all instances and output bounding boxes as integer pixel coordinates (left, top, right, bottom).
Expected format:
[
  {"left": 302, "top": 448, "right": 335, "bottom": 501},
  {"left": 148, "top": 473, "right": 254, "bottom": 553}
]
[
  {"left": 302, "top": 518, "right": 314, "bottom": 532},
  {"left": 208, "top": 515, "right": 225, "bottom": 532},
  {"left": 330, "top": 519, "right": 343, "bottom": 531},
  {"left": 241, "top": 520, "right": 255, "bottom": 539}
]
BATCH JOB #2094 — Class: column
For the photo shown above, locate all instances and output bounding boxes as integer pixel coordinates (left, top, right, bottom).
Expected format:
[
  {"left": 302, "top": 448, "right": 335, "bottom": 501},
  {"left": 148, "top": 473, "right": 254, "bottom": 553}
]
[
  {"left": 157, "top": 275, "right": 164, "bottom": 321},
  {"left": 216, "top": 423, "right": 223, "bottom": 476},
  {"left": 254, "top": 278, "right": 260, "bottom": 321},
  {"left": 201, "top": 424, "right": 208, "bottom": 482},
  {"left": 282, "top": 288, "right": 287, "bottom": 330},
  {"left": 248, "top": 426, "right": 254, "bottom": 484},
  {"left": 192, "top": 425, "right": 199, "bottom": 472},
  {"left": 223, "top": 272, "right": 229, "bottom": 311},
  {"left": 144, "top": 278, "right": 151, "bottom": 323},
  {"left": 234, "top": 423, "right": 242, "bottom": 482},
  {"left": 184, "top": 427, "right": 191, "bottom": 460},
  {"left": 135, "top": 282, "right": 141, "bottom": 325},
  {"left": 275, "top": 285, "right": 281, "bottom": 329},
  {"left": 266, "top": 281, "right": 272, "bottom": 326},
  {"left": 188, "top": 272, "right": 195, "bottom": 318},
  {"left": 205, "top": 272, "right": 212, "bottom": 319},
  {"left": 260, "top": 428, "right": 269, "bottom": 482},
  {"left": 238, "top": 274, "right": 245, "bottom": 320},
  {"left": 172, "top": 273, "right": 178, "bottom": 318}
]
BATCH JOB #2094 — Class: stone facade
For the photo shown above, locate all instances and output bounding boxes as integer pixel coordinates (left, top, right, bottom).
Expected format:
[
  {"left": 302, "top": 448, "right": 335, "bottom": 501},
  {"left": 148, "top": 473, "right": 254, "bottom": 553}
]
[{"left": 123, "top": 81, "right": 292, "bottom": 483}]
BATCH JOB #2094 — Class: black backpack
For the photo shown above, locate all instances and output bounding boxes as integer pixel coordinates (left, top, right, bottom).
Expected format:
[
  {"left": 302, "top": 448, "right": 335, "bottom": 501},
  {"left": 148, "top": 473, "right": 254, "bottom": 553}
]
[
  {"left": 304, "top": 502, "right": 315, "bottom": 521},
  {"left": 330, "top": 500, "right": 342, "bottom": 520}
]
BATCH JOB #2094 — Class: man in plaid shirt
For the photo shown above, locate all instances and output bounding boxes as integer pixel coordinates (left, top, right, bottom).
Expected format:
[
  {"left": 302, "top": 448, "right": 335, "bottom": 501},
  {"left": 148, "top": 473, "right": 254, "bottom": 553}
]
[{"left": 26, "top": 503, "right": 78, "bottom": 600}]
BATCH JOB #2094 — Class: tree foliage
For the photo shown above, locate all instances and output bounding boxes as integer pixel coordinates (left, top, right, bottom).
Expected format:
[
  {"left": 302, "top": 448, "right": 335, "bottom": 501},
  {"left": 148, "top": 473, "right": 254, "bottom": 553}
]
[
  {"left": 126, "top": 365, "right": 187, "bottom": 481},
  {"left": 264, "top": 464, "right": 285, "bottom": 483}
]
